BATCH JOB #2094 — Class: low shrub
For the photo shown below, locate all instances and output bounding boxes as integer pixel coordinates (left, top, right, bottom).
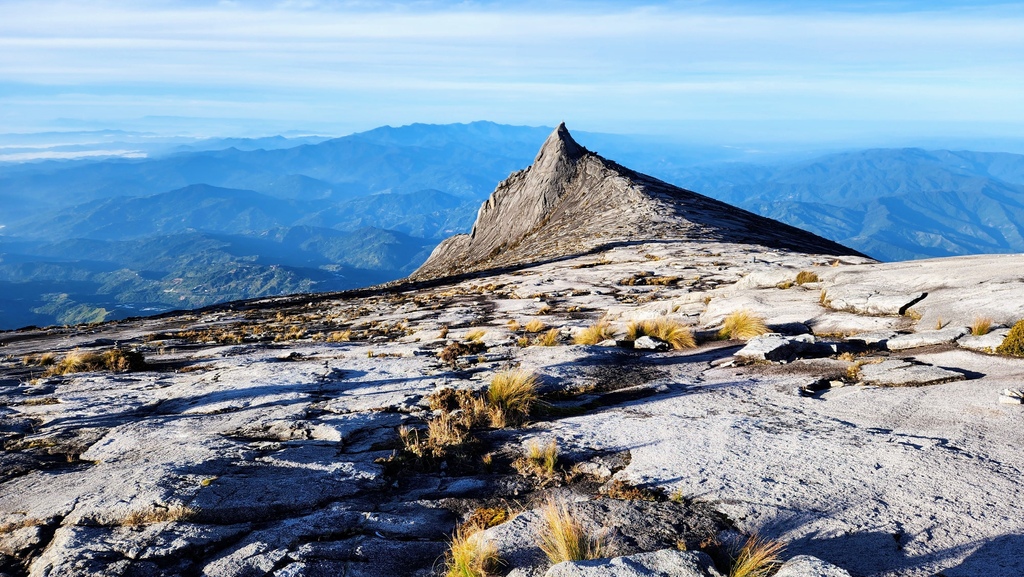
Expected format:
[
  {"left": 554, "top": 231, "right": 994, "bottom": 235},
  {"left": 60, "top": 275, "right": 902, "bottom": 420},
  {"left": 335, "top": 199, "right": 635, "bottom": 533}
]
[
  {"left": 795, "top": 270, "right": 819, "bottom": 285},
  {"left": 718, "top": 310, "right": 769, "bottom": 341},
  {"left": 996, "top": 319, "right": 1024, "bottom": 357}
]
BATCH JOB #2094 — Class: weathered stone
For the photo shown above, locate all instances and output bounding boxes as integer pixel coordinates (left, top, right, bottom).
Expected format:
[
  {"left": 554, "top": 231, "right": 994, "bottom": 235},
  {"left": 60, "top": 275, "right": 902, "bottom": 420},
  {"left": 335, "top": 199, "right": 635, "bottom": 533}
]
[
  {"left": 844, "top": 331, "right": 897, "bottom": 347},
  {"left": 886, "top": 326, "right": 969, "bottom": 350},
  {"left": 858, "top": 359, "right": 965, "bottom": 387},
  {"left": 999, "top": 389, "right": 1023, "bottom": 404},
  {"left": 634, "top": 336, "right": 669, "bottom": 351},
  {"left": 544, "top": 549, "right": 723, "bottom": 577},
  {"left": 736, "top": 333, "right": 831, "bottom": 362},
  {"left": 957, "top": 328, "right": 1010, "bottom": 353},
  {"left": 774, "top": 555, "right": 852, "bottom": 577}
]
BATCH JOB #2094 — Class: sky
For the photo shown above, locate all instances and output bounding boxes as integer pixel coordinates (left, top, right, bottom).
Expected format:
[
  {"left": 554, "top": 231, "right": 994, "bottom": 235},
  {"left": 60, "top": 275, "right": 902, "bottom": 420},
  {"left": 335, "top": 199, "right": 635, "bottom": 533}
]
[{"left": 1, "top": 0, "right": 1023, "bottom": 146}]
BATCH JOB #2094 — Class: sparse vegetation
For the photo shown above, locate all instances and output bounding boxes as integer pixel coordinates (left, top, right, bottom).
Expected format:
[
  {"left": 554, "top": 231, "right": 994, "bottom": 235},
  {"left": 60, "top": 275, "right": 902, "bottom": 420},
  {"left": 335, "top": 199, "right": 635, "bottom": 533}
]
[
  {"left": 718, "top": 310, "right": 769, "bottom": 341},
  {"left": 120, "top": 504, "right": 198, "bottom": 526},
  {"left": 522, "top": 438, "right": 558, "bottom": 477},
  {"left": 465, "top": 329, "right": 487, "bottom": 342},
  {"left": 795, "top": 270, "right": 819, "bottom": 285},
  {"left": 445, "top": 524, "right": 500, "bottom": 577},
  {"left": 326, "top": 330, "right": 352, "bottom": 342},
  {"left": 904, "top": 308, "right": 923, "bottom": 321},
  {"left": 536, "top": 328, "right": 561, "bottom": 347},
  {"left": 776, "top": 280, "right": 793, "bottom": 290},
  {"left": 574, "top": 321, "right": 615, "bottom": 345},
  {"left": 604, "top": 479, "right": 659, "bottom": 501},
  {"left": 728, "top": 534, "right": 785, "bottom": 577},
  {"left": 996, "top": 319, "right": 1024, "bottom": 357},
  {"left": 487, "top": 370, "right": 538, "bottom": 427},
  {"left": 440, "top": 341, "right": 487, "bottom": 367},
  {"left": 971, "top": 317, "right": 993, "bottom": 336},
  {"left": 626, "top": 318, "right": 696, "bottom": 349},
  {"left": 935, "top": 317, "right": 945, "bottom": 330},
  {"left": 464, "top": 507, "right": 510, "bottom": 532},
  {"left": 537, "top": 499, "right": 604, "bottom": 564},
  {"left": 507, "top": 320, "right": 521, "bottom": 332},
  {"left": 45, "top": 348, "right": 146, "bottom": 376}
]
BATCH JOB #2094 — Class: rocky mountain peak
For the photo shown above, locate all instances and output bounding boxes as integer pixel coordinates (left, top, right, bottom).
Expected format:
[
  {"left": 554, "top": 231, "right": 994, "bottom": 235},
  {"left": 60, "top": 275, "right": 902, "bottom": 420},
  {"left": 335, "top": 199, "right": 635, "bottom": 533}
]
[{"left": 414, "top": 124, "right": 866, "bottom": 280}]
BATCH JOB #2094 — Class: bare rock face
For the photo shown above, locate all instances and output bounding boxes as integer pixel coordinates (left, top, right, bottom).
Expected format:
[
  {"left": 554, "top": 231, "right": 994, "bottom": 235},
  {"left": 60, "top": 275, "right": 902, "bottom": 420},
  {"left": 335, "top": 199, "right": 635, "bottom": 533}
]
[{"left": 413, "top": 123, "right": 865, "bottom": 279}]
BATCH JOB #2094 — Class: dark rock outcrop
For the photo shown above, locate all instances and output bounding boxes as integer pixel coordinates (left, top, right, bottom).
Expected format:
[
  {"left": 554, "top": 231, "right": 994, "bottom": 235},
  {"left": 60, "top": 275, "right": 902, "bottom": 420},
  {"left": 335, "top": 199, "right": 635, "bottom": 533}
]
[{"left": 413, "top": 123, "right": 866, "bottom": 279}]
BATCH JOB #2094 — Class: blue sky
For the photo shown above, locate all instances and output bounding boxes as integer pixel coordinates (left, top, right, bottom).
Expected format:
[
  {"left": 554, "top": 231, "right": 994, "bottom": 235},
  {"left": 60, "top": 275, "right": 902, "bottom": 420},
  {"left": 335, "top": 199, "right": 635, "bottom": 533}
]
[{"left": 1, "top": 0, "right": 1022, "bottom": 145}]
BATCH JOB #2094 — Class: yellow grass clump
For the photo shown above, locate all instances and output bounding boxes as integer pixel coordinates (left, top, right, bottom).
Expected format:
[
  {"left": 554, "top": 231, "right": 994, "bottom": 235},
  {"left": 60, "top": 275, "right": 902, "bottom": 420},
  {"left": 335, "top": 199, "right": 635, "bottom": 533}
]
[
  {"left": 45, "top": 349, "right": 146, "bottom": 376},
  {"left": 537, "top": 499, "right": 604, "bottom": 564},
  {"left": 970, "top": 317, "right": 992, "bottom": 336},
  {"left": 524, "top": 319, "right": 547, "bottom": 333},
  {"left": 535, "top": 328, "right": 561, "bottom": 347},
  {"left": 445, "top": 524, "right": 500, "bottom": 577},
  {"left": 626, "top": 318, "right": 696, "bottom": 350},
  {"left": 996, "top": 319, "right": 1024, "bottom": 357},
  {"left": 524, "top": 438, "right": 558, "bottom": 476},
  {"left": 465, "top": 329, "right": 487, "bottom": 342},
  {"left": 718, "top": 310, "right": 769, "bottom": 341},
  {"left": 487, "top": 370, "right": 538, "bottom": 426},
  {"left": 729, "top": 534, "right": 785, "bottom": 577},
  {"left": 573, "top": 321, "right": 615, "bottom": 345}
]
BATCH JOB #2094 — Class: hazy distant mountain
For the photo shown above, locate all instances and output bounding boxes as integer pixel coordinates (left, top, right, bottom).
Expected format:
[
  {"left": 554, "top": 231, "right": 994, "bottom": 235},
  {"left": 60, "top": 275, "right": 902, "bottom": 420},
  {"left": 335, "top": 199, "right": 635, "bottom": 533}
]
[
  {"left": 677, "top": 148, "right": 1024, "bottom": 261},
  {"left": 3, "top": 122, "right": 1024, "bottom": 329}
]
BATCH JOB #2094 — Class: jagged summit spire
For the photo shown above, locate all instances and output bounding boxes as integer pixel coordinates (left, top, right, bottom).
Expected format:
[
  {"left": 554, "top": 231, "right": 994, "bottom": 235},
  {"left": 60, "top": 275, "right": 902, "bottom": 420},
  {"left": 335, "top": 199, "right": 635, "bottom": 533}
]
[
  {"left": 534, "top": 122, "right": 586, "bottom": 166},
  {"left": 412, "top": 122, "right": 865, "bottom": 280}
]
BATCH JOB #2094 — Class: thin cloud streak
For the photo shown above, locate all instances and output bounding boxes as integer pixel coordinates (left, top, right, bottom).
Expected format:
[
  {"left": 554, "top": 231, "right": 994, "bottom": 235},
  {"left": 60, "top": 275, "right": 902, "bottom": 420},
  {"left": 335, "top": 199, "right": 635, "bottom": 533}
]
[{"left": 0, "top": 1, "right": 1022, "bottom": 140}]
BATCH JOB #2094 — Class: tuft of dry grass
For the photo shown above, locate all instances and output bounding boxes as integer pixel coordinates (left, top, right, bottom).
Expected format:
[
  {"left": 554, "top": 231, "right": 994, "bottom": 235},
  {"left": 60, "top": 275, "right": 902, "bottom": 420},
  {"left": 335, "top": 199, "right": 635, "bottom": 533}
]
[
  {"left": 535, "top": 328, "right": 561, "bottom": 347},
  {"left": 507, "top": 320, "right": 521, "bottom": 332},
  {"left": 487, "top": 370, "right": 538, "bottom": 427},
  {"left": 573, "top": 321, "right": 615, "bottom": 345},
  {"left": 465, "top": 329, "right": 487, "bottom": 342},
  {"left": 729, "top": 534, "right": 785, "bottom": 577},
  {"left": 537, "top": 305, "right": 553, "bottom": 315},
  {"left": 795, "top": 270, "right": 819, "bottom": 285},
  {"left": 537, "top": 499, "right": 604, "bottom": 564},
  {"left": 524, "top": 319, "right": 547, "bottom": 333},
  {"left": 120, "top": 504, "right": 198, "bottom": 526},
  {"left": 626, "top": 318, "right": 696, "bottom": 350},
  {"left": 524, "top": 438, "right": 558, "bottom": 476},
  {"left": 971, "top": 317, "right": 992, "bottom": 336},
  {"left": 45, "top": 349, "right": 146, "bottom": 376},
  {"left": 326, "top": 330, "right": 352, "bottom": 342},
  {"left": 718, "top": 310, "right": 769, "bottom": 341},
  {"left": 445, "top": 524, "right": 500, "bottom": 577},
  {"left": 439, "top": 326, "right": 450, "bottom": 339}
]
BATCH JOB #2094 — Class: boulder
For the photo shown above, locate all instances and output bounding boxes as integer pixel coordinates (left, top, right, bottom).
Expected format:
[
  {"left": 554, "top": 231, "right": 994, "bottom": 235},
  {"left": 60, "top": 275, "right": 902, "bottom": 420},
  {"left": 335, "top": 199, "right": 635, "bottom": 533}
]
[
  {"left": 957, "top": 328, "right": 1010, "bottom": 353},
  {"left": 736, "top": 334, "right": 834, "bottom": 363},
  {"left": 774, "top": 555, "right": 852, "bottom": 577},
  {"left": 544, "top": 549, "right": 723, "bottom": 577},
  {"left": 886, "top": 326, "right": 969, "bottom": 351}
]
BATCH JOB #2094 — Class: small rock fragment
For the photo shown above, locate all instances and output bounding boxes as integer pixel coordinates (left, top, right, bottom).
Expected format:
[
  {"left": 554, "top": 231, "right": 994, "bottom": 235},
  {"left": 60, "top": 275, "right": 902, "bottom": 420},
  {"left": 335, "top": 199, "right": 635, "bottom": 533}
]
[
  {"left": 634, "top": 336, "right": 669, "bottom": 351},
  {"left": 999, "top": 389, "right": 1023, "bottom": 405},
  {"left": 774, "top": 555, "right": 853, "bottom": 577}
]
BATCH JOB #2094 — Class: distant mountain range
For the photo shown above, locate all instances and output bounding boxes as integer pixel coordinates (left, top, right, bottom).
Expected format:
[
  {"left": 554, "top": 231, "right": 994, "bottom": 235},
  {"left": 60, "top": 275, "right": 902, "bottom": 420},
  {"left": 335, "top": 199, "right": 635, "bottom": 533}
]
[{"left": 2, "top": 121, "right": 1023, "bottom": 329}]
